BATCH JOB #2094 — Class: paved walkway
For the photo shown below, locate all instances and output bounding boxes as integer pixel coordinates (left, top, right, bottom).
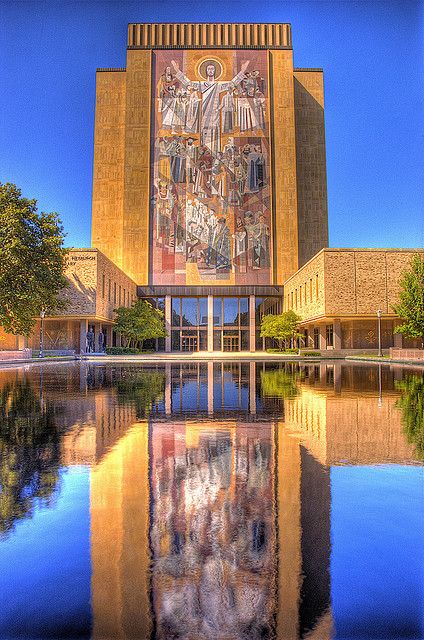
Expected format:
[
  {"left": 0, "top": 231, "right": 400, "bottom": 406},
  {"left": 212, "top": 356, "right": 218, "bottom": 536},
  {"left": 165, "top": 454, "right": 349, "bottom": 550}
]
[{"left": 0, "top": 352, "right": 423, "bottom": 367}]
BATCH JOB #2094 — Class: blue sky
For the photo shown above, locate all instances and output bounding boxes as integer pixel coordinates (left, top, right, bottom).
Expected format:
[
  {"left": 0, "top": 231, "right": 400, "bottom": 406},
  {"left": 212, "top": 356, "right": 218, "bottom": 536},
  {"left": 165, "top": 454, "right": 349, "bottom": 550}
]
[{"left": 0, "top": 0, "right": 423, "bottom": 249}]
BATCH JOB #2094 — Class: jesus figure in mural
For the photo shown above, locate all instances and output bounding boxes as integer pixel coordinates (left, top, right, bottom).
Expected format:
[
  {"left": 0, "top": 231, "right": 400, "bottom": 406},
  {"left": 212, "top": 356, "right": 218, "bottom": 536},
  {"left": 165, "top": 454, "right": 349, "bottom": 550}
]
[{"left": 171, "top": 59, "right": 250, "bottom": 153}]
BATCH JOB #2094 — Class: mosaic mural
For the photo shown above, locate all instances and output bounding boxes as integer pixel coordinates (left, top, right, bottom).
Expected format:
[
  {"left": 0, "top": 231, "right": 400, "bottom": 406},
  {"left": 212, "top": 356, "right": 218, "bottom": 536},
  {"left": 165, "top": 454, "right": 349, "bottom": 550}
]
[{"left": 151, "top": 50, "right": 272, "bottom": 285}]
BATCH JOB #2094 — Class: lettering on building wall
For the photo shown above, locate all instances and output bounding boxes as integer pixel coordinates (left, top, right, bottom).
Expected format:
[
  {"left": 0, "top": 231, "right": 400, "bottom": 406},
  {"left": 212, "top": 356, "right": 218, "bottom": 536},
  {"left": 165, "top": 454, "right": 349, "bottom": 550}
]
[{"left": 151, "top": 49, "right": 272, "bottom": 285}]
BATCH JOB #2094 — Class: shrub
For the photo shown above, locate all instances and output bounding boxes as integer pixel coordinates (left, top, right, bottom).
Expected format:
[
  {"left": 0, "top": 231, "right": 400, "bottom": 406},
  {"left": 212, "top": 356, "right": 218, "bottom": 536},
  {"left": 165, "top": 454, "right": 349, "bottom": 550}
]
[
  {"left": 266, "top": 347, "right": 299, "bottom": 354},
  {"left": 301, "top": 351, "right": 321, "bottom": 357},
  {"left": 105, "top": 346, "right": 142, "bottom": 355}
]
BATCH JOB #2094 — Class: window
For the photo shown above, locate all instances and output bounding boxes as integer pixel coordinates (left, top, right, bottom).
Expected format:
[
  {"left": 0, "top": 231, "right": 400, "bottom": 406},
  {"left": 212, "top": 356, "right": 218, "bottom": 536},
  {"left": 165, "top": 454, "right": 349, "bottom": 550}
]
[
  {"left": 181, "top": 298, "right": 198, "bottom": 326},
  {"left": 102, "top": 274, "right": 105, "bottom": 298},
  {"left": 304, "top": 283, "right": 307, "bottom": 304},
  {"left": 309, "top": 279, "right": 312, "bottom": 302},
  {"left": 291, "top": 291, "right": 293, "bottom": 309},
  {"left": 108, "top": 279, "right": 111, "bottom": 303},
  {"left": 315, "top": 274, "right": 319, "bottom": 298},
  {"left": 224, "top": 298, "right": 239, "bottom": 325},
  {"left": 299, "top": 285, "right": 302, "bottom": 307},
  {"left": 213, "top": 298, "right": 222, "bottom": 326},
  {"left": 326, "top": 324, "right": 334, "bottom": 347},
  {"left": 314, "top": 327, "right": 320, "bottom": 350},
  {"left": 119, "top": 285, "right": 121, "bottom": 306},
  {"left": 114, "top": 283, "right": 117, "bottom": 304}
]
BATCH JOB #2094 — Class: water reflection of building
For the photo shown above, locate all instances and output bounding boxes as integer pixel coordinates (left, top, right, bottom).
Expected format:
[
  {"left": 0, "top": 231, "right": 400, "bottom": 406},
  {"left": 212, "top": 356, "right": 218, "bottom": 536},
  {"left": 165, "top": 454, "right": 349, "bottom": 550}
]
[{"left": 2, "top": 361, "right": 419, "bottom": 638}]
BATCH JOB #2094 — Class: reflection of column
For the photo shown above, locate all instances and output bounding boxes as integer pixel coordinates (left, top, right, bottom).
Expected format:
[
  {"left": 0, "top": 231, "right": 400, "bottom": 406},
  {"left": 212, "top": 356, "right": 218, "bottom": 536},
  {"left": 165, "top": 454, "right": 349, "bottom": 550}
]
[
  {"left": 91, "top": 423, "right": 151, "bottom": 639},
  {"left": 334, "top": 362, "right": 342, "bottom": 393},
  {"left": 333, "top": 318, "right": 342, "bottom": 350},
  {"left": 165, "top": 363, "right": 171, "bottom": 415},
  {"left": 276, "top": 423, "right": 332, "bottom": 639},
  {"left": 165, "top": 295, "right": 171, "bottom": 352},
  {"left": 207, "top": 360, "right": 214, "bottom": 414},
  {"left": 249, "top": 294, "right": 256, "bottom": 352},
  {"left": 80, "top": 319, "right": 88, "bottom": 354},
  {"left": 207, "top": 294, "right": 213, "bottom": 352},
  {"left": 276, "top": 423, "right": 301, "bottom": 640},
  {"left": 249, "top": 361, "right": 256, "bottom": 414}
]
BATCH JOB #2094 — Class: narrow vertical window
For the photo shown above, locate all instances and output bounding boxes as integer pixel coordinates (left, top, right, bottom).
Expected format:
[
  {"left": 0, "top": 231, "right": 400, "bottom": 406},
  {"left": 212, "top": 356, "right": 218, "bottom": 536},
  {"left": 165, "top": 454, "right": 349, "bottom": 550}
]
[
  {"left": 114, "top": 283, "right": 117, "bottom": 304},
  {"left": 108, "top": 279, "right": 111, "bottom": 303},
  {"left": 315, "top": 274, "right": 319, "bottom": 298},
  {"left": 102, "top": 274, "right": 105, "bottom": 298}
]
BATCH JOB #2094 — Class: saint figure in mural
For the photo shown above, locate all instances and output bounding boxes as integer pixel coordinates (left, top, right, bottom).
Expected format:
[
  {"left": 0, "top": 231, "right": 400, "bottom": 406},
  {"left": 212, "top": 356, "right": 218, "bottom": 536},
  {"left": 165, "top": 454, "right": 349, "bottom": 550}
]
[
  {"left": 220, "top": 88, "right": 236, "bottom": 133},
  {"left": 171, "top": 59, "right": 250, "bottom": 152},
  {"left": 184, "top": 86, "right": 201, "bottom": 134}
]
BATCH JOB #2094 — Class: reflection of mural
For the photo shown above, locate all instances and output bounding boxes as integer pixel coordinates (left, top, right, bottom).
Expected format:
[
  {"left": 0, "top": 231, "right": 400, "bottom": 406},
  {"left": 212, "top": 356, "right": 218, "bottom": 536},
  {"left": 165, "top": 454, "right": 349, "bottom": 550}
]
[
  {"left": 150, "top": 421, "right": 276, "bottom": 639},
  {"left": 152, "top": 50, "right": 272, "bottom": 285}
]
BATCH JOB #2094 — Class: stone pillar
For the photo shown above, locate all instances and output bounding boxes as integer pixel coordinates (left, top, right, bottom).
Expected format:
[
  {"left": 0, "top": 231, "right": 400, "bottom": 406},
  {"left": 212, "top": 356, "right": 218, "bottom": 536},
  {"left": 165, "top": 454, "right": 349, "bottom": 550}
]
[
  {"left": 319, "top": 325, "right": 327, "bottom": 351},
  {"left": 249, "top": 295, "right": 256, "bottom": 352},
  {"left": 165, "top": 295, "right": 172, "bottom": 353},
  {"left": 393, "top": 332, "right": 402, "bottom": 348},
  {"left": 333, "top": 319, "right": 342, "bottom": 350},
  {"left": 105, "top": 325, "right": 113, "bottom": 350},
  {"left": 207, "top": 295, "right": 214, "bottom": 353},
  {"left": 17, "top": 335, "right": 28, "bottom": 350},
  {"left": 94, "top": 322, "right": 102, "bottom": 352},
  {"left": 80, "top": 319, "right": 88, "bottom": 354}
]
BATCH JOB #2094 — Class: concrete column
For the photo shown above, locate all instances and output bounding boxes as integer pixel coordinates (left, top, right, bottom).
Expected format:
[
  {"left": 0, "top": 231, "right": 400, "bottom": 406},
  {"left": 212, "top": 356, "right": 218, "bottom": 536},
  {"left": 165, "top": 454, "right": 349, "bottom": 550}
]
[
  {"left": 80, "top": 319, "right": 88, "bottom": 354},
  {"left": 319, "top": 325, "right": 327, "bottom": 351},
  {"left": 333, "top": 319, "right": 342, "bottom": 350},
  {"left": 207, "top": 295, "right": 214, "bottom": 352},
  {"left": 94, "top": 322, "right": 102, "bottom": 352},
  {"left": 393, "top": 331, "right": 402, "bottom": 348},
  {"left": 165, "top": 295, "right": 172, "bottom": 352},
  {"left": 105, "top": 325, "right": 113, "bottom": 350},
  {"left": 249, "top": 295, "right": 256, "bottom": 352},
  {"left": 17, "top": 335, "right": 28, "bottom": 350}
]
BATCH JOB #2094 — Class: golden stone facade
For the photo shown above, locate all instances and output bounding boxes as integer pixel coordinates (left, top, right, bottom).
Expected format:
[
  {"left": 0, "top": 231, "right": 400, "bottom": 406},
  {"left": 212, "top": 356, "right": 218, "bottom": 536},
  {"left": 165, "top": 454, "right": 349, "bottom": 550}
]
[{"left": 91, "top": 23, "right": 329, "bottom": 286}]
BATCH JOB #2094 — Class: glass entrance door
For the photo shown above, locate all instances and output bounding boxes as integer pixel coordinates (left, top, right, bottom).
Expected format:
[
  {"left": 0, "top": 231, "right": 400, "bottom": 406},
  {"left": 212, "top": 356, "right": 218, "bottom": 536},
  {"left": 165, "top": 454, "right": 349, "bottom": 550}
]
[
  {"left": 223, "top": 335, "right": 239, "bottom": 352},
  {"left": 181, "top": 335, "right": 198, "bottom": 352}
]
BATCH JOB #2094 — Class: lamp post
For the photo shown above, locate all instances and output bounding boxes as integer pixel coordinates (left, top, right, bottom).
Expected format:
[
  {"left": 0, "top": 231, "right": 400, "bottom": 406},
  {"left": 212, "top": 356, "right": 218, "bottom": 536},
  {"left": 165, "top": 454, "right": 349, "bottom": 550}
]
[
  {"left": 376, "top": 309, "right": 383, "bottom": 357},
  {"left": 39, "top": 308, "right": 46, "bottom": 358}
]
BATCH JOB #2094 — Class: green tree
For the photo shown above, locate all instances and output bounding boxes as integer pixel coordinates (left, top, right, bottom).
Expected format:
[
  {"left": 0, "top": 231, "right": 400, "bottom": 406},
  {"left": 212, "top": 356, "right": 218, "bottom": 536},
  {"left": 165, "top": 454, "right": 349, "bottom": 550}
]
[
  {"left": 260, "top": 367, "right": 300, "bottom": 399},
  {"left": 393, "top": 254, "right": 424, "bottom": 346},
  {"left": 0, "top": 183, "right": 68, "bottom": 336},
  {"left": 395, "top": 375, "right": 424, "bottom": 460},
  {"left": 260, "top": 310, "right": 302, "bottom": 350},
  {"left": 116, "top": 370, "right": 166, "bottom": 418},
  {"left": 0, "top": 379, "right": 62, "bottom": 538},
  {"left": 114, "top": 299, "right": 167, "bottom": 350}
]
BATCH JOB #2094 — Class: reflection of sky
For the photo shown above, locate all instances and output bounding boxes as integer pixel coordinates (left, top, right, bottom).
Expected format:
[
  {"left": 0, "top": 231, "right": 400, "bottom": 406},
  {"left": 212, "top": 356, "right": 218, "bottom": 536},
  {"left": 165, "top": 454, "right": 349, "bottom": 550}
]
[
  {"left": 0, "top": 467, "right": 91, "bottom": 639},
  {"left": 331, "top": 465, "right": 424, "bottom": 640}
]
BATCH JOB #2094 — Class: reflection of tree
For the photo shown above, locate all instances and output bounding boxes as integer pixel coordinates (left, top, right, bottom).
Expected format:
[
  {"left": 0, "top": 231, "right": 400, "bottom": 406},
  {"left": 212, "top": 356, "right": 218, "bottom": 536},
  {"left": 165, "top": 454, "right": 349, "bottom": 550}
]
[
  {"left": 396, "top": 375, "right": 424, "bottom": 460},
  {"left": 115, "top": 370, "right": 166, "bottom": 418},
  {"left": 0, "top": 380, "right": 61, "bottom": 538},
  {"left": 260, "top": 368, "right": 300, "bottom": 399}
]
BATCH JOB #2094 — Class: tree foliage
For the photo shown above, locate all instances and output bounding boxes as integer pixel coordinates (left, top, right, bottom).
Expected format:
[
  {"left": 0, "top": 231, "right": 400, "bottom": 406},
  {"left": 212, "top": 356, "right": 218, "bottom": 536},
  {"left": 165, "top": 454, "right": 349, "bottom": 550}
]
[
  {"left": 260, "top": 310, "right": 302, "bottom": 350},
  {"left": 0, "top": 183, "right": 68, "bottom": 336},
  {"left": 114, "top": 299, "right": 167, "bottom": 350},
  {"left": 116, "top": 370, "right": 166, "bottom": 418},
  {"left": 260, "top": 367, "right": 300, "bottom": 399},
  {"left": 395, "top": 375, "right": 424, "bottom": 461},
  {"left": 393, "top": 254, "right": 424, "bottom": 345},
  {"left": 0, "top": 380, "right": 61, "bottom": 538}
]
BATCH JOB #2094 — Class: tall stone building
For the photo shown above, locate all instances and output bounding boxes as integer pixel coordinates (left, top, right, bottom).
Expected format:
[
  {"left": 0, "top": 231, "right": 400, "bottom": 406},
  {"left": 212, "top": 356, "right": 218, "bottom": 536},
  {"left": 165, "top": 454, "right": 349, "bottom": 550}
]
[
  {"left": 91, "top": 23, "right": 329, "bottom": 352},
  {"left": 1, "top": 23, "right": 420, "bottom": 356}
]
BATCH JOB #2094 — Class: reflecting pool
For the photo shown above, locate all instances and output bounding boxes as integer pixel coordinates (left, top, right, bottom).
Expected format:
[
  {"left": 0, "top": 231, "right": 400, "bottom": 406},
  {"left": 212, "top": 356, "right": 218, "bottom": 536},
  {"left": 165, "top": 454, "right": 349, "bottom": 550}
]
[{"left": 0, "top": 361, "right": 423, "bottom": 639}]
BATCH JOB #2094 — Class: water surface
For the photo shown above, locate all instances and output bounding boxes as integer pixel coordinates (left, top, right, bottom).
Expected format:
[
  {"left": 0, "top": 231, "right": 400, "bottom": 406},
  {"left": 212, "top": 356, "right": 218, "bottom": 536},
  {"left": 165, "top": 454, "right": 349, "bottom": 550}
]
[{"left": 0, "top": 361, "right": 423, "bottom": 639}]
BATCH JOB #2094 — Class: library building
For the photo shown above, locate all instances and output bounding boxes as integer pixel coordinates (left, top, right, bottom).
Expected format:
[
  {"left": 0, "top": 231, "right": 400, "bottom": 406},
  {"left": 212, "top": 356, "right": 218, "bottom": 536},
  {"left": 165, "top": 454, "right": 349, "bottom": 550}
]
[{"left": 1, "top": 23, "right": 422, "bottom": 355}]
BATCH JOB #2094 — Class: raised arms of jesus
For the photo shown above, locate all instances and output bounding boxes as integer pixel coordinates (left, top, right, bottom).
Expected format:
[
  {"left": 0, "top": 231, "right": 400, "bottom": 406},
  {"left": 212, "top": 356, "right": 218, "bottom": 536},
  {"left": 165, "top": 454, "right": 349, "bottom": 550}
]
[{"left": 170, "top": 59, "right": 250, "bottom": 152}]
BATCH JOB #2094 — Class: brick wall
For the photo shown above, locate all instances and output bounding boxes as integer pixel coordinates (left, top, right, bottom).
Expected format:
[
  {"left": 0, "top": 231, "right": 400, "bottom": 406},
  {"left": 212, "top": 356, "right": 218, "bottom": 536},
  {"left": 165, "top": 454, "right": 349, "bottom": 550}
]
[{"left": 283, "top": 250, "right": 325, "bottom": 319}]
